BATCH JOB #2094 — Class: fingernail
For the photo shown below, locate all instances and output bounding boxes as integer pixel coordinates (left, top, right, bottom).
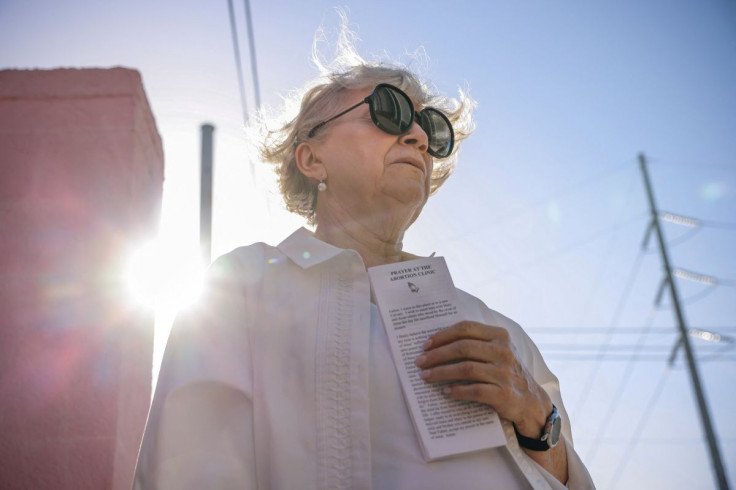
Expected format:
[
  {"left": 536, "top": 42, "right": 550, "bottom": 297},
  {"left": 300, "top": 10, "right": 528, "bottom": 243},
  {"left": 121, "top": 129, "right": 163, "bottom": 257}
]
[
  {"left": 420, "top": 369, "right": 431, "bottom": 379},
  {"left": 423, "top": 339, "right": 432, "bottom": 350},
  {"left": 415, "top": 355, "right": 426, "bottom": 367},
  {"left": 443, "top": 386, "right": 452, "bottom": 395}
]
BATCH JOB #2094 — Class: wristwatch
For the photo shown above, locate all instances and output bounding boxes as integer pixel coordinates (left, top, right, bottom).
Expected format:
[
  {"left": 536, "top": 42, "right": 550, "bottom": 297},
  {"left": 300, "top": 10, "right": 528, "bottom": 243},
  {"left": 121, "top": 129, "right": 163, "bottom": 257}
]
[{"left": 514, "top": 405, "right": 562, "bottom": 451}]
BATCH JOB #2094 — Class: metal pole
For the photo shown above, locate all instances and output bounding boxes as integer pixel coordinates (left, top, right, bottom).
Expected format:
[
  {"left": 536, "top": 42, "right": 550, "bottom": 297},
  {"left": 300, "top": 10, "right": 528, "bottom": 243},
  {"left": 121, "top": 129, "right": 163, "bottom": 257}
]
[
  {"left": 639, "top": 153, "right": 730, "bottom": 490},
  {"left": 200, "top": 124, "right": 215, "bottom": 265}
]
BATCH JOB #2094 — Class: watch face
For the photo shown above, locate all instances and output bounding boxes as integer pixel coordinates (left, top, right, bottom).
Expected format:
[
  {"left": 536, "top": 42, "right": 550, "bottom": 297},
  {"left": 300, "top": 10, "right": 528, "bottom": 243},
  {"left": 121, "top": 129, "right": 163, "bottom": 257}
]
[{"left": 549, "top": 414, "right": 562, "bottom": 447}]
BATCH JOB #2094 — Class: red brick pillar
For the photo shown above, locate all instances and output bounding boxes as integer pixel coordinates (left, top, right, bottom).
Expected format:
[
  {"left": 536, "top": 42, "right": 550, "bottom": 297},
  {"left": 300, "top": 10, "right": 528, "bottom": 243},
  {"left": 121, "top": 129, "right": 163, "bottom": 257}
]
[{"left": 0, "top": 68, "right": 164, "bottom": 489}]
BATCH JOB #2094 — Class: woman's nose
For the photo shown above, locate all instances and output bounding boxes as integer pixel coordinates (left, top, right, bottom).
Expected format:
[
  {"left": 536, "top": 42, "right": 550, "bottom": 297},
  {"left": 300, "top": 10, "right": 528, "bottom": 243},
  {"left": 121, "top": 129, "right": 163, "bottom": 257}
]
[{"left": 399, "top": 120, "right": 429, "bottom": 153}]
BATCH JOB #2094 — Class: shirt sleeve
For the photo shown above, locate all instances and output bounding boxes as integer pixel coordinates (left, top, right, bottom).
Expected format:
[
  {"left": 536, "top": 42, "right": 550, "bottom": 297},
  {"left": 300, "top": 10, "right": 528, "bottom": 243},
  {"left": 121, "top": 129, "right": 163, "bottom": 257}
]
[
  {"left": 465, "top": 293, "right": 597, "bottom": 489},
  {"left": 133, "top": 252, "right": 258, "bottom": 490},
  {"left": 504, "top": 323, "right": 595, "bottom": 489}
]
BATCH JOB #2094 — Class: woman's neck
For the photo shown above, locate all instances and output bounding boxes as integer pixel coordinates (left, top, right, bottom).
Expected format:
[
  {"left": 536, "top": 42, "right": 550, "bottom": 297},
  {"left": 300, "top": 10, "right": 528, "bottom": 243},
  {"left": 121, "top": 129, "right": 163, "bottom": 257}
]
[{"left": 314, "top": 218, "right": 408, "bottom": 269}]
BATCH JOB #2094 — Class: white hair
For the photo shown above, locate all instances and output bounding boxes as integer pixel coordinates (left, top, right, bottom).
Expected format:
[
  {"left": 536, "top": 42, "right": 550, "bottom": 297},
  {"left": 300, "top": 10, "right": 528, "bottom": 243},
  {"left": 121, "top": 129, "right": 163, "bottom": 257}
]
[{"left": 259, "top": 13, "right": 476, "bottom": 224}]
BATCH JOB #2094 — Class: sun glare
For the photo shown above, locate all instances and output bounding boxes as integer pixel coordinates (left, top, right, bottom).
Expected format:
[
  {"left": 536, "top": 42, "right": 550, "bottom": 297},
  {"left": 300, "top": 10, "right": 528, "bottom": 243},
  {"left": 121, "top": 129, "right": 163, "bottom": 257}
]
[{"left": 125, "top": 239, "right": 205, "bottom": 313}]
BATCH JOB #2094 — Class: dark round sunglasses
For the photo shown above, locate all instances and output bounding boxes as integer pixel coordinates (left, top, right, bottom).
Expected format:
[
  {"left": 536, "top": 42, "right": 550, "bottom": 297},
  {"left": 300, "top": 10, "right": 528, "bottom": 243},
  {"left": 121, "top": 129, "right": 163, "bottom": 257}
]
[{"left": 307, "top": 83, "right": 455, "bottom": 159}]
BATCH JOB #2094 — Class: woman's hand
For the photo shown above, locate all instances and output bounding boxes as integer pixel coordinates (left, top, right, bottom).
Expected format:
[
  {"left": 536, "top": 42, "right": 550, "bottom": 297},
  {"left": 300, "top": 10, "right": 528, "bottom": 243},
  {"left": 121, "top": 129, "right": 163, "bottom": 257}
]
[
  {"left": 414, "top": 320, "right": 569, "bottom": 484},
  {"left": 414, "top": 320, "right": 551, "bottom": 436},
  {"left": 415, "top": 320, "right": 569, "bottom": 484}
]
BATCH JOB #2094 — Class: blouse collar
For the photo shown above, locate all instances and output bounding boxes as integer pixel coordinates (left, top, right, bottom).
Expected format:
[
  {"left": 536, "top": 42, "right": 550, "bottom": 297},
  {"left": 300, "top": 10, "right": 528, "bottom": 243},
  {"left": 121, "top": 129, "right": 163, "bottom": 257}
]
[
  {"left": 278, "top": 227, "right": 432, "bottom": 270},
  {"left": 277, "top": 227, "right": 346, "bottom": 269}
]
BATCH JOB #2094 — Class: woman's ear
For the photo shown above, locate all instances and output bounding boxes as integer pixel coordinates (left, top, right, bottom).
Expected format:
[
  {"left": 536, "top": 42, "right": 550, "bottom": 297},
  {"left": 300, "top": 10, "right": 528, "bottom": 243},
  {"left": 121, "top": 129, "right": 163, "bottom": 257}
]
[{"left": 295, "top": 142, "right": 327, "bottom": 181}]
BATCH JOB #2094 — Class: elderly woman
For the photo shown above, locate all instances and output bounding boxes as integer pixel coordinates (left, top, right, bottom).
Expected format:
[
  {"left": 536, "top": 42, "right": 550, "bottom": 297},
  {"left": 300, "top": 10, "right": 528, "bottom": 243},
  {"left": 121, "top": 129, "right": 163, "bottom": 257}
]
[{"left": 134, "top": 51, "right": 595, "bottom": 489}]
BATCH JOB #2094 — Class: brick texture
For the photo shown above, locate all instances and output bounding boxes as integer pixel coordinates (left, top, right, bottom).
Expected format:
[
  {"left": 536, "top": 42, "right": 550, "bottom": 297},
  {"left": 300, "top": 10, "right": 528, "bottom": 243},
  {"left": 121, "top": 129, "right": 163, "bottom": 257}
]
[{"left": 0, "top": 68, "right": 163, "bottom": 490}]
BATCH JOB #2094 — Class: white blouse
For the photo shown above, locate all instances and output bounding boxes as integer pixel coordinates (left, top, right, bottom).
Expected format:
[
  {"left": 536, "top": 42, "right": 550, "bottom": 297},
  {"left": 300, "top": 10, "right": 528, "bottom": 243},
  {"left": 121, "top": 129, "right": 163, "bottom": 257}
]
[{"left": 133, "top": 228, "right": 595, "bottom": 490}]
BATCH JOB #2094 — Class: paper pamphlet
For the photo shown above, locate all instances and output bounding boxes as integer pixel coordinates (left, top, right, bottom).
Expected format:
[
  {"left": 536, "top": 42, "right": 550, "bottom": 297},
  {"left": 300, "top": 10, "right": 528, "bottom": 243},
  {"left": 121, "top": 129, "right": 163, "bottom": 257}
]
[{"left": 368, "top": 257, "right": 507, "bottom": 461}]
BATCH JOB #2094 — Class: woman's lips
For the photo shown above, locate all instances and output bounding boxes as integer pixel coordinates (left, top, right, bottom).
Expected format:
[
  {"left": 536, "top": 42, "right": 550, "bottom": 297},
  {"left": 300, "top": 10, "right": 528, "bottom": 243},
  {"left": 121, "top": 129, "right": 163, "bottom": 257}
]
[{"left": 393, "top": 157, "right": 425, "bottom": 173}]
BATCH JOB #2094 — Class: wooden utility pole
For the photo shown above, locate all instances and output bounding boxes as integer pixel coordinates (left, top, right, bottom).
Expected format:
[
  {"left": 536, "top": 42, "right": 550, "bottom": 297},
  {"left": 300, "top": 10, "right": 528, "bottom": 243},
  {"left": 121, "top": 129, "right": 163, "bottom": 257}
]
[{"left": 639, "top": 153, "right": 729, "bottom": 490}]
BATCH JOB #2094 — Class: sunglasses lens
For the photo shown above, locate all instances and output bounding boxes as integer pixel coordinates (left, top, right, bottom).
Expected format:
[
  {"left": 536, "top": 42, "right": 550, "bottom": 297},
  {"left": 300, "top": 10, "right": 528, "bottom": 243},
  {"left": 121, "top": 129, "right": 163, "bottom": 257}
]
[
  {"left": 369, "top": 84, "right": 454, "bottom": 158},
  {"left": 371, "top": 85, "right": 413, "bottom": 134},
  {"left": 419, "top": 108, "right": 454, "bottom": 158}
]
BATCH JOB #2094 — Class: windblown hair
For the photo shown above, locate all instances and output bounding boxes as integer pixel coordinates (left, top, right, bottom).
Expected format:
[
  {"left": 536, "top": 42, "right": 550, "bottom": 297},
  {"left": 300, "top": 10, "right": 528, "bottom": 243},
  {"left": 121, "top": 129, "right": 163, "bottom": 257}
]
[{"left": 259, "top": 20, "right": 476, "bottom": 225}]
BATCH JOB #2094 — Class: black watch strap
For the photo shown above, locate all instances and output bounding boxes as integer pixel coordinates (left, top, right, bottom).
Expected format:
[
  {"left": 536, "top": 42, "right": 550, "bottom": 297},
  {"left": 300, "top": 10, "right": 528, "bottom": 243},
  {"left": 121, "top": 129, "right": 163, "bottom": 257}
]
[
  {"left": 513, "top": 424, "right": 552, "bottom": 451},
  {"left": 513, "top": 405, "right": 560, "bottom": 452}
]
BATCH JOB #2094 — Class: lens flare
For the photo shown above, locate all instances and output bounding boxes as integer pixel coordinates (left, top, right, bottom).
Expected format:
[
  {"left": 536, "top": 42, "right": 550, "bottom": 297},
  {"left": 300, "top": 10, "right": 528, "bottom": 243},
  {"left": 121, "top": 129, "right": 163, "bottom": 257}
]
[
  {"left": 699, "top": 181, "right": 728, "bottom": 201},
  {"left": 125, "top": 240, "right": 204, "bottom": 312}
]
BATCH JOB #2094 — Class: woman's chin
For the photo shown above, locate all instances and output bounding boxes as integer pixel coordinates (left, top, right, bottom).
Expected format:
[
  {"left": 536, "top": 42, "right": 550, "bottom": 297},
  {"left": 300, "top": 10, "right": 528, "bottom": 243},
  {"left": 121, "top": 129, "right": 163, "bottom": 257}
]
[{"left": 383, "top": 180, "right": 427, "bottom": 209}]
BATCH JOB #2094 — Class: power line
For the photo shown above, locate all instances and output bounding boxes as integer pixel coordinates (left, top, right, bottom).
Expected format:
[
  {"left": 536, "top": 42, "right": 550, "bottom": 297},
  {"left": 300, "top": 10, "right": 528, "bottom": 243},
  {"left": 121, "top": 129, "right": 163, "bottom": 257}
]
[
  {"left": 650, "top": 159, "right": 736, "bottom": 173},
  {"left": 545, "top": 354, "right": 736, "bottom": 362},
  {"left": 662, "top": 226, "right": 701, "bottom": 247},
  {"left": 697, "top": 343, "right": 736, "bottom": 363},
  {"left": 571, "top": 249, "right": 645, "bottom": 415},
  {"left": 672, "top": 267, "right": 736, "bottom": 290},
  {"left": 681, "top": 284, "right": 718, "bottom": 305},
  {"left": 242, "top": 0, "right": 261, "bottom": 111},
  {"left": 535, "top": 327, "right": 736, "bottom": 359},
  {"left": 701, "top": 219, "right": 736, "bottom": 231},
  {"left": 579, "top": 436, "right": 736, "bottom": 444},
  {"left": 577, "top": 164, "right": 641, "bottom": 327},
  {"left": 659, "top": 211, "right": 736, "bottom": 238},
  {"left": 527, "top": 326, "right": 736, "bottom": 334},
  {"left": 474, "top": 212, "right": 647, "bottom": 287},
  {"left": 456, "top": 159, "right": 636, "bottom": 240},
  {"left": 227, "top": 0, "right": 249, "bottom": 125},
  {"left": 539, "top": 343, "right": 732, "bottom": 352},
  {"left": 584, "top": 306, "right": 657, "bottom": 464},
  {"left": 537, "top": 325, "right": 736, "bottom": 361},
  {"left": 225, "top": 0, "right": 261, "bottom": 190},
  {"left": 606, "top": 367, "right": 671, "bottom": 490}
]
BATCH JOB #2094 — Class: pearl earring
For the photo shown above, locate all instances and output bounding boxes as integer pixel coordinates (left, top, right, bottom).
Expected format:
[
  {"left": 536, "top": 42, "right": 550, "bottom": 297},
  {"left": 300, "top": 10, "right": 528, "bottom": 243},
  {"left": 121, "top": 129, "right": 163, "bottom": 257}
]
[{"left": 318, "top": 180, "right": 327, "bottom": 192}]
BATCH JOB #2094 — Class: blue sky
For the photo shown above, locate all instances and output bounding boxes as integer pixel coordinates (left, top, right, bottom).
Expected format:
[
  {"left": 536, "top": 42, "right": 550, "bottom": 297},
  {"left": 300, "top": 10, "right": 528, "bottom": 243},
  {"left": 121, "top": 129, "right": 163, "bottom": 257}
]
[{"left": 2, "top": 1, "right": 735, "bottom": 488}]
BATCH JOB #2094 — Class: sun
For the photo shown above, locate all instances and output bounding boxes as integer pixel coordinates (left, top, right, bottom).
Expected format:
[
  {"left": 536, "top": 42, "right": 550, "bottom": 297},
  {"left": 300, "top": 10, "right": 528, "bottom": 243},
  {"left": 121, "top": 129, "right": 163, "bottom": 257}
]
[
  {"left": 125, "top": 238, "right": 206, "bottom": 391},
  {"left": 125, "top": 239, "right": 205, "bottom": 314}
]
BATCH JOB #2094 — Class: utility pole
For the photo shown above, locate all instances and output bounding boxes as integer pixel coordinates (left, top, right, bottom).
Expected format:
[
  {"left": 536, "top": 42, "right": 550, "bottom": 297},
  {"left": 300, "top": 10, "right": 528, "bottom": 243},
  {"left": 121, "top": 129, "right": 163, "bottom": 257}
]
[
  {"left": 639, "top": 153, "right": 730, "bottom": 490},
  {"left": 200, "top": 123, "right": 215, "bottom": 265}
]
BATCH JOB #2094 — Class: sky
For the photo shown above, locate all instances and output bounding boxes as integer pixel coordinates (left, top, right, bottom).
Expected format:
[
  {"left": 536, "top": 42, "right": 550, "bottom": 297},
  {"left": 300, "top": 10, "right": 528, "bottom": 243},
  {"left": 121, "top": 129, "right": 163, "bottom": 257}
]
[{"left": 2, "top": 1, "right": 735, "bottom": 488}]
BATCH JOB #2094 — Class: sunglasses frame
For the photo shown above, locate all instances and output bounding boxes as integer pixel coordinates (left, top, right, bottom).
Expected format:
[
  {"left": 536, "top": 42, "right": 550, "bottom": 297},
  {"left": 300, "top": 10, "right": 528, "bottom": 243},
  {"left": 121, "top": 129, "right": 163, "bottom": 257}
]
[{"left": 306, "top": 83, "right": 454, "bottom": 158}]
